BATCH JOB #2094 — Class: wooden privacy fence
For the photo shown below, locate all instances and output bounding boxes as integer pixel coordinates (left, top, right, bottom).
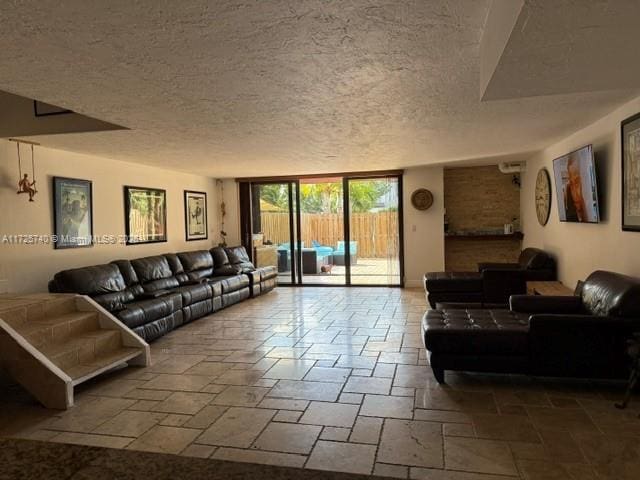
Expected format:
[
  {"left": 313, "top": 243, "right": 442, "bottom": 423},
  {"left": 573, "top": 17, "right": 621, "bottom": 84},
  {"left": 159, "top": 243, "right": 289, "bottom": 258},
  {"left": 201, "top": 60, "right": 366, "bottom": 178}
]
[{"left": 259, "top": 211, "right": 400, "bottom": 258}]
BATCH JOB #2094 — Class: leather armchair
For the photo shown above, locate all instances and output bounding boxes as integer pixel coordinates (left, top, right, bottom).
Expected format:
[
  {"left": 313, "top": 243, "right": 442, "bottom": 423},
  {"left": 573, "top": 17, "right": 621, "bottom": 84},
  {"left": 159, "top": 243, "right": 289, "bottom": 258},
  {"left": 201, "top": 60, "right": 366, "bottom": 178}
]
[{"left": 478, "top": 247, "right": 556, "bottom": 281}]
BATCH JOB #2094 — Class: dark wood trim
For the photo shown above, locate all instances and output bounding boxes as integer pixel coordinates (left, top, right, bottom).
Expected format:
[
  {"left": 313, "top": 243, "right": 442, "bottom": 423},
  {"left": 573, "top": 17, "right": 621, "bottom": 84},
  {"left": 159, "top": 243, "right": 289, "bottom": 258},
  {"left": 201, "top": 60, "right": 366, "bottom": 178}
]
[
  {"left": 445, "top": 232, "right": 524, "bottom": 240},
  {"left": 183, "top": 190, "right": 208, "bottom": 241},
  {"left": 398, "top": 174, "right": 405, "bottom": 287},
  {"left": 294, "top": 180, "right": 303, "bottom": 284},
  {"left": 287, "top": 182, "right": 296, "bottom": 284},
  {"left": 235, "top": 169, "right": 404, "bottom": 183}
]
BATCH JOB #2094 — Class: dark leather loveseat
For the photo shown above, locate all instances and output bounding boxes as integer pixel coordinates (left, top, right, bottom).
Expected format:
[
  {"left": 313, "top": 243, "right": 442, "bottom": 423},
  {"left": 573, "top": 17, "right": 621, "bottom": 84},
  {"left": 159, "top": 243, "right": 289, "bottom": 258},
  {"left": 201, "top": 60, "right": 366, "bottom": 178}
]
[
  {"left": 424, "top": 248, "right": 556, "bottom": 308},
  {"left": 422, "top": 270, "right": 640, "bottom": 383},
  {"left": 48, "top": 246, "right": 277, "bottom": 341}
]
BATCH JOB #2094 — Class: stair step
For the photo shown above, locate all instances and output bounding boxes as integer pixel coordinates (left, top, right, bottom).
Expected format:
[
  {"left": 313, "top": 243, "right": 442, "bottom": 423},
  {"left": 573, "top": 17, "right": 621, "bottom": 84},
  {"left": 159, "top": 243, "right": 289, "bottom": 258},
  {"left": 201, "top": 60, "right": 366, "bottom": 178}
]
[
  {"left": 17, "top": 312, "right": 100, "bottom": 347},
  {"left": 68, "top": 347, "right": 143, "bottom": 385},
  {"left": 38, "top": 329, "right": 122, "bottom": 370}
]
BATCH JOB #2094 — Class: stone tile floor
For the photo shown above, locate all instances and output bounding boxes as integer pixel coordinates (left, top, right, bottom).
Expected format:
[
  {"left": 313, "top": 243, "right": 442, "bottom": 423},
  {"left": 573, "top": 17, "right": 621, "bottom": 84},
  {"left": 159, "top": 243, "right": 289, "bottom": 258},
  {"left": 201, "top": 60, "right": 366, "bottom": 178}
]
[{"left": 1, "top": 287, "right": 639, "bottom": 479}]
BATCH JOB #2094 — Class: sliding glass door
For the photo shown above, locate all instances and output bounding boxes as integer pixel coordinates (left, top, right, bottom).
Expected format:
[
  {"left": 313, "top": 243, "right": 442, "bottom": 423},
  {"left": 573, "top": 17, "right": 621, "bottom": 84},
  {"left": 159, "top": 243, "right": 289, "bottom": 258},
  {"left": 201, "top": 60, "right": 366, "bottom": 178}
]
[
  {"left": 246, "top": 173, "right": 403, "bottom": 287},
  {"left": 250, "top": 181, "right": 298, "bottom": 284},
  {"left": 347, "top": 177, "right": 402, "bottom": 286}
]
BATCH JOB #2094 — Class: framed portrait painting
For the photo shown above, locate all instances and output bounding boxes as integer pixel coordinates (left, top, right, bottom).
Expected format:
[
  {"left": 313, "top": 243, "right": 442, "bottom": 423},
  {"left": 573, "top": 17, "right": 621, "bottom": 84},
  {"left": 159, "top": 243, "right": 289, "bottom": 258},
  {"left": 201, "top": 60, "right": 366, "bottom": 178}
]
[
  {"left": 53, "top": 177, "right": 93, "bottom": 249},
  {"left": 622, "top": 112, "right": 640, "bottom": 231},
  {"left": 184, "top": 190, "right": 208, "bottom": 241},
  {"left": 124, "top": 186, "right": 167, "bottom": 244}
]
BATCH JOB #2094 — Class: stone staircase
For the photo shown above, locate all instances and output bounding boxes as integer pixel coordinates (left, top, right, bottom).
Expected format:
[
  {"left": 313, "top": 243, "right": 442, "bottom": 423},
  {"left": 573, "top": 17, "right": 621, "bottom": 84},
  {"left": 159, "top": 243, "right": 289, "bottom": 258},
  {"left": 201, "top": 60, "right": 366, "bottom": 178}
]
[{"left": 0, "top": 293, "right": 150, "bottom": 409}]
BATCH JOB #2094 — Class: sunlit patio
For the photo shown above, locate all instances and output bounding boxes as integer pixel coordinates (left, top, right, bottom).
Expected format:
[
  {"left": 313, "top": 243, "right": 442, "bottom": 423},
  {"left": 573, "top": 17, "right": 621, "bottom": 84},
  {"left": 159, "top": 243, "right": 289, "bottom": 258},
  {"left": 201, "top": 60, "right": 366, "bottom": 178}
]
[{"left": 277, "top": 257, "right": 401, "bottom": 285}]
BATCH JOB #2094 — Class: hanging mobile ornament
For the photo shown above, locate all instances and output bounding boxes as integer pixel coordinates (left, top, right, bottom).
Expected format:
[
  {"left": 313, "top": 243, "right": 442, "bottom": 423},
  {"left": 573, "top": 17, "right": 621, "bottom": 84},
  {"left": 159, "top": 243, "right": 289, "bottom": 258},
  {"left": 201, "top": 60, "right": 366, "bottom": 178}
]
[{"left": 13, "top": 139, "right": 38, "bottom": 202}]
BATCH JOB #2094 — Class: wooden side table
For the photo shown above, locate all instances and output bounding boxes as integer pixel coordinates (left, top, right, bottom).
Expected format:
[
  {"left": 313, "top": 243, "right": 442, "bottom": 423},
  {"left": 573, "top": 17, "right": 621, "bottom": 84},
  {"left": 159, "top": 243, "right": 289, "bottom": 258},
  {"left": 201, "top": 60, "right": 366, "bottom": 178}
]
[{"left": 526, "top": 281, "right": 574, "bottom": 296}]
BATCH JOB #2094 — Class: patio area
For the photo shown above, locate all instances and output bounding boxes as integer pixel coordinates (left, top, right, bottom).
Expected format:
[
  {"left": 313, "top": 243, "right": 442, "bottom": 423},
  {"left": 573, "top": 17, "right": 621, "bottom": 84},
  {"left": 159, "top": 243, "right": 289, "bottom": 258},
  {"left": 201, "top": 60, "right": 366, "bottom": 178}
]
[{"left": 278, "top": 258, "right": 401, "bottom": 286}]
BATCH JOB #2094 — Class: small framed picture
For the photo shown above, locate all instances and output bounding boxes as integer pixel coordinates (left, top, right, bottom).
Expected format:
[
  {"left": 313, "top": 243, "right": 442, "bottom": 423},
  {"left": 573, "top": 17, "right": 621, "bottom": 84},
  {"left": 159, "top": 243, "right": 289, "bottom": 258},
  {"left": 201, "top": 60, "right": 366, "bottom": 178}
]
[
  {"left": 622, "top": 112, "right": 640, "bottom": 231},
  {"left": 184, "top": 190, "right": 208, "bottom": 241},
  {"left": 53, "top": 177, "right": 93, "bottom": 249},
  {"left": 124, "top": 186, "right": 167, "bottom": 244}
]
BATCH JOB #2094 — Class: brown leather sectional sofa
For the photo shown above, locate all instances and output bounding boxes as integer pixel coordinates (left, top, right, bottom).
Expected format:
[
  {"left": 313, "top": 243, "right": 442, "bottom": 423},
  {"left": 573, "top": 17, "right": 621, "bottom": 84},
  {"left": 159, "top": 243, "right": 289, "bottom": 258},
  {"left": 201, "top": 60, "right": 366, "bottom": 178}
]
[{"left": 48, "top": 246, "right": 277, "bottom": 342}]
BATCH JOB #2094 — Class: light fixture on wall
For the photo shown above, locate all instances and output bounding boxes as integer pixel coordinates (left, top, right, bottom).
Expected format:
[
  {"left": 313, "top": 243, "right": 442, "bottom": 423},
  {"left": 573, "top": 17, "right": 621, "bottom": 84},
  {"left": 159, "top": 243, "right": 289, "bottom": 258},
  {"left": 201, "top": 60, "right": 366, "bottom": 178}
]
[{"left": 11, "top": 138, "right": 39, "bottom": 202}]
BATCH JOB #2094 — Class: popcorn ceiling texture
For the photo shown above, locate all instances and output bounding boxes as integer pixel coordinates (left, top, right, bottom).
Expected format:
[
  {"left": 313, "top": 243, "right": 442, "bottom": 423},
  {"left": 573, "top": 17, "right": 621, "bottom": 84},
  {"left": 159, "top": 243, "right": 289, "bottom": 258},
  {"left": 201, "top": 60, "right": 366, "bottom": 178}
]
[{"left": 0, "top": 1, "right": 637, "bottom": 177}]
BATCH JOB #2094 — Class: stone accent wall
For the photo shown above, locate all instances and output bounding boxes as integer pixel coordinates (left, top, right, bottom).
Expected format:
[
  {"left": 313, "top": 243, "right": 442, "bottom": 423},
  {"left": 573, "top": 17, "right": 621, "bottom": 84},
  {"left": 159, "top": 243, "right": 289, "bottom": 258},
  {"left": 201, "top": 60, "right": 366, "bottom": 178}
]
[{"left": 444, "top": 165, "right": 521, "bottom": 271}]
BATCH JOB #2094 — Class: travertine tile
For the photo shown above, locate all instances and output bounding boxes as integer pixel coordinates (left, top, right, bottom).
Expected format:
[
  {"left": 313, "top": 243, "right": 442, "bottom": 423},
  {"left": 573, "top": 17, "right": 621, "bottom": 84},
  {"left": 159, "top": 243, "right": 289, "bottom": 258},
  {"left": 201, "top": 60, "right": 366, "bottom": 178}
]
[
  {"left": 344, "top": 376, "right": 392, "bottom": 395},
  {"left": 197, "top": 407, "right": 275, "bottom": 447},
  {"left": 152, "top": 392, "right": 214, "bottom": 415},
  {"left": 350, "top": 416, "right": 383, "bottom": 444},
  {"left": 471, "top": 413, "right": 540, "bottom": 443},
  {"left": 212, "top": 447, "right": 306, "bottom": 468},
  {"left": 180, "top": 443, "right": 216, "bottom": 458},
  {"left": 253, "top": 422, "right": 321, "bottom": 454},
  {"left": 142, "top": 374, "right": 211, "bottom": 392},
  {"left": 183, "top": 361, "right": 233, "bottom": 377},
  {"left": 258, "top": 398, "right": 309, "bottom": 411},
  {"left": 93, "top": 410, "right": 166, "bottom": 437},
  {"left": 415, "top": 388, "right": 498, "bottom": 414},
  {"left": 213, "top": 369, "right": 265, "bottom": 386},
  {"left": 444, "top": 436, "right": 518, "bottom": 476},
  {"left": 374, "top": 463, "right": 409, "bottom": 479},
  {"left": 304, "top": 366, "right": 351, "bottom": 383},
  {"left": 127, "top": 426, "right": 200, "bottom": 454},
  {"left": 273, "top": 410, "right": 302, "bottom": 423},
  {"left": 378, "top": 419, "right": 443, "bottom": 468},
  {"left": 526, "top": 407, "right": 598, "bottom": 434},
  {"left": 306, "top": 440, "right": 376, "bottom": 475},
  {"left": 263, "top": 359, "right": 316, "bottom": 380},
  {"left": 51, "top": 431, "right": 133, "bottom": 449},
  {"left": 320, "top": 427, "right": 351, "bottom": 441},
  {"left": 299, "top": 402, "right": 359, "bottom": 428},
  {"left": 211, "top": 385, "right": 269, "bottom": 407},
  {"left": 183, "top": 405, "right": 228, "bottom": 429},
  {"left": 268, "top": 380, "right": 342, "bottom": 402},
  {"left": 159, "top": 414, "right": 190, "bottom": 427},
  {"left": 361, "top": 394, "right": 414, "bottom": 419}
]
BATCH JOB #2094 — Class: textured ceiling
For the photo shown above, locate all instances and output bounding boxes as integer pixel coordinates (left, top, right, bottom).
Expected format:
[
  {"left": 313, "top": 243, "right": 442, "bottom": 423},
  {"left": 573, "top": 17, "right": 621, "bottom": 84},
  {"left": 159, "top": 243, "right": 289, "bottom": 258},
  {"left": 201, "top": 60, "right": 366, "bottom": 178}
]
[{"left": 0, "top": 0, "right": 637, "bottom": 177}]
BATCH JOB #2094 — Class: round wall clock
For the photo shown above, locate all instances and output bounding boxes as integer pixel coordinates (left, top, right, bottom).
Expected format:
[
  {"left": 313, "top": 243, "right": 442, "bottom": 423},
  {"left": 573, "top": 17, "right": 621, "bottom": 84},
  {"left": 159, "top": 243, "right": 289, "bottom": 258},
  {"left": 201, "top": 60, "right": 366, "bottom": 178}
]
[
  {"left": 535, "top": 168, "right": 551, "bottom": 226},
  {"left": 411, "top": 188, "right": 434, "bottom": 210}
]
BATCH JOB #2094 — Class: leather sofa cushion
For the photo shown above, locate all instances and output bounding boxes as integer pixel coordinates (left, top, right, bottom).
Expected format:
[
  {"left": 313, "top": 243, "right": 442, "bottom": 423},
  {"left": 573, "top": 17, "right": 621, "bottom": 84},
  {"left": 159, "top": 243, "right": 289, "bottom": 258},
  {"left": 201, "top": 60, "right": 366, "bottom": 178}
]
[
  {"left": 132, "top": 311, "right": 183, "bottom": 342},
  {"left": 225, "top": 246, "right": 256, "bottom": 272},
  {"left": 423, "top": 308, "right": 529, "bottom": 355},
  {"left": 174, "top": 283, "right": 213, "bottom": 306},
  {"left": 178, "top": 250, "right": 214, "bottom": 272},
  {"left": 214, "top": 265, "right": 241, "bottom": 276},
  {"left": 164, "top": 253, "right": 185, "bottom": 275},
  {"left": 582, "top": 270, "right": 640, "bottom": 317},
  {"left": 93, "top": 290, "right": 135, "bottom": 312},
  {"left": 116, "top": 292, "right": 182, "bottom": 329},
  {"left": 209, "top": 274, "right": 250, "bottom": 293},
  {"left": 424, "top": 272, "right": 483, "bottom": 293},
  {"left": 110, "top": 260, "right": 139, "bottom": 286},
  {"left": 50, "top": 264, "right": 126, "bottom": 295},
  {"left": 258, "top": 266, "right": 278, "bottom": 281},
  {"left": 225, "top": 246, "right": 251, "bottom": 264},
  {"left": 131, "top": 256, "right": 174, "bottom": 283},
  {"left": 210, "top": 247, "right": 231, "bottom": 268}
]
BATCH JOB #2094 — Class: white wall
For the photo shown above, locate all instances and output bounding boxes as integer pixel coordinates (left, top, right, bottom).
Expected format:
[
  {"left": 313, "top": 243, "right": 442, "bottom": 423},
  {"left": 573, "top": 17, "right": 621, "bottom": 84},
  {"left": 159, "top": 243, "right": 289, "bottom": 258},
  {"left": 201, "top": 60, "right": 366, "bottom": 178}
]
[
  {"left": 521, "top": 94, "right": 640, "bottom": 288},
  {"left": 403, "top": 166, "right": 445, "bottom": 287},
  {"left": 0, "top": 140, "right": 217, "bottom": 293}
]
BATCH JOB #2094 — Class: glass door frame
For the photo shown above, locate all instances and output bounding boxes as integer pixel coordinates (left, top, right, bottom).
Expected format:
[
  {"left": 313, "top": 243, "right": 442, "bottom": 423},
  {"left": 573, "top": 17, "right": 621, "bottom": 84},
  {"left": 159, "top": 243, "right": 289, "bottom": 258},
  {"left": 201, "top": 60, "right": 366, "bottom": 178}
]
[{"left": 240, "top": 170, "right": 404, "bottom": 288}]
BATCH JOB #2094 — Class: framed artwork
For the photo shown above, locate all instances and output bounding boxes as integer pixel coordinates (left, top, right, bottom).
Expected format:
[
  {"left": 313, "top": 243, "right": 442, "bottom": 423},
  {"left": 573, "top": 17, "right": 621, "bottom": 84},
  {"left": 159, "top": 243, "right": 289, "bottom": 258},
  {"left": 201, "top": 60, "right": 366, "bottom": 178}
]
[
  {"left": 184, "top": 190, "right": 208, "bottom": 241},
  {"left": 53, "top": 177, "right": 93, "bottom": 249},
  {"left": 124, "top": 186, "right": 167, "bottom": 244},
  {"left": 622, "top": 112, "right": 640, "bottom": 231}
]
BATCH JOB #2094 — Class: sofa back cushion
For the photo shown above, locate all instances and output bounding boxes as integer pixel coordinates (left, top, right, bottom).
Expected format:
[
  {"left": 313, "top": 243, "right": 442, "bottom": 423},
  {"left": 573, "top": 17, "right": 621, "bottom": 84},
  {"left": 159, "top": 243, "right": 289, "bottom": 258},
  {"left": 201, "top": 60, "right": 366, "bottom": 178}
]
[
  {"left": 211, "top": 247, "right": 240, "bottom": 275},
  {"left": 177, "top": 250, "right": 214, "bottom": 281},
  {"left": 225, "top": 246, "right": 256, "bottom": 273},
  {"left": 518, "top": 248, "right": 554, "bottom": 270},
  {"left": 131, "top": 255, "right": 179, "bottom": 292},
  {"left": 49, "top": 264, "right": 126, "bottom": 295},
  {"left": 582, "top": 270, "right": 640, "bottom": 317}
]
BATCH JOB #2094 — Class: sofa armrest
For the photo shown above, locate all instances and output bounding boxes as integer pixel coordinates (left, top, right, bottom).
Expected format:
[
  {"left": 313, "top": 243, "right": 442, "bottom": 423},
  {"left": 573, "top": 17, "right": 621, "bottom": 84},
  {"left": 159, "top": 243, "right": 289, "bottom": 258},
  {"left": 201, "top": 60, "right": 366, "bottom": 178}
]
[
  {"left": 478, "top": 262, "right": 520, "bottom": 272},
  {"left": 510, "top": 295, "right": 583, "bottom": 314},
  {"left": 138, "top": 289, "right": 171, "bottom": 299}
]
